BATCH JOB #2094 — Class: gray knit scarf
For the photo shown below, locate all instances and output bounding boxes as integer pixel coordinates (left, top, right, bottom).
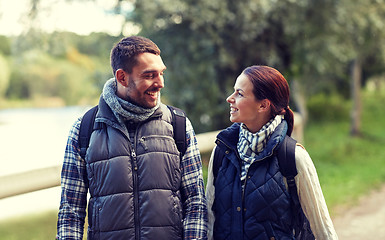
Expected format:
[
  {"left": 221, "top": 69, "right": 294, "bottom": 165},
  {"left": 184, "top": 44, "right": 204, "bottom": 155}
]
[
  {"left": 238, "top": 115, "right": 283, "bottom": 181},
  {"left": 102, "top": 78, "right": 160, "bottom": 125}
]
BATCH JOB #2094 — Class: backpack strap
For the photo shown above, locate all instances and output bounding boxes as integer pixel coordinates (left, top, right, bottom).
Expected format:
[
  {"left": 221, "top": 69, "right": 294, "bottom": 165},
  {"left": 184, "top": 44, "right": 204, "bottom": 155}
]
[
  {"left": 277, "top": 136, "right": 298, "bottom": 188},
  {"left": 167, "top": 105, "right": 187, "bottom": 156},
  {"left": 79, "top": 105, "right": 187, "bottom": 160},
  {"left": 277, "top": 136, "right": 312, "bottom": 238},
  {"left": 79, "top": 105, "right": 98, "bottom": 159},
  {"left": 212, "top": 135, "right": 313, "bottom": 238}
]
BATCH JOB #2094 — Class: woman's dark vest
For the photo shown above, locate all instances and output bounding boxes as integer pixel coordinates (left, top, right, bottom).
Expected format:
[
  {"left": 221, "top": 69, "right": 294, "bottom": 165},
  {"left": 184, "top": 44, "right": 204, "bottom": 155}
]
[
  {"left": 213, "top": 122, "right": 295, "bottom": 240},
  {"left": 85, "top": 99, "right": 183, "bottom": 240}
]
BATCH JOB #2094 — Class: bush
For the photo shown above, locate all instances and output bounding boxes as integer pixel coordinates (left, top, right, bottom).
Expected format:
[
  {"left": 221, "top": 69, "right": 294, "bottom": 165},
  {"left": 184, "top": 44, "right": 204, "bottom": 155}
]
[
  {"left": 307, "top": 93, "right": 350, "bottom": 122},
  {"left": 0, "top": 54, "right": 10, "bottom": 98},
  {"left": 0, "top": 35, "right": 11, "bottom": 55},
  {"left": 5, "top": 49, "right": 107, "bottom": 105}
]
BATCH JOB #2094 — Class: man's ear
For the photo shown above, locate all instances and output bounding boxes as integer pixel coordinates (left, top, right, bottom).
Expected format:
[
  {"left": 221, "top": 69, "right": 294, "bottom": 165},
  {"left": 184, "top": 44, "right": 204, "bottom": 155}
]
[
  {"left": 115, "top": 69, "right": 128, "bottom": 87},
  {"left": 258, "top": 99, "right": 271, "bottom": 112}
]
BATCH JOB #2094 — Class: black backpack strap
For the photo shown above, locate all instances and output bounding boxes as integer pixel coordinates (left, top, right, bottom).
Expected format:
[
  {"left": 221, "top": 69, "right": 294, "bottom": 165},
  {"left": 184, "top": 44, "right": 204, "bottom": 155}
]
[
  {"left": 277, "top": 136, "right": 302, "bottom": 235},
  {"left": 79, "top": 105, "right": 98, "bottom": 159},
  {"left": 277, "top": 136, "right": 314, "bottom": 239},
  {"left": 167, "top": 105, "right": 187, "bottom": 156},
  {"left": 278, "top": 136, "right": 298, "bottom": 188}
]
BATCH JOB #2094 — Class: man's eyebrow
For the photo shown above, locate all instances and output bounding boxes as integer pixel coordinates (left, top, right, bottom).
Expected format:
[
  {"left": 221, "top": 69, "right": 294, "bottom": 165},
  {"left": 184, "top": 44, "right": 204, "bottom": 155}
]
[{"left": 141, "top": 67, "right": 167, "bottom": 75}]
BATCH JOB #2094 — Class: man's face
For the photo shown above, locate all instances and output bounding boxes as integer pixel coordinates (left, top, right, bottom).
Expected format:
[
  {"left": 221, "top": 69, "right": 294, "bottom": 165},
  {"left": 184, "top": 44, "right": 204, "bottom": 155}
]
[{"left": 125, "top": 53, "right": 166, "bottom": 108}]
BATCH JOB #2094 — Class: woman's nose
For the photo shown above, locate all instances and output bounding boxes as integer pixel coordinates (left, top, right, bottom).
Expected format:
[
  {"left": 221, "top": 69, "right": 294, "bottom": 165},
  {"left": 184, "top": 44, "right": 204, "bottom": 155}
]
[{"left": 226, "top": 94, "right": 234, "bottom": 103}]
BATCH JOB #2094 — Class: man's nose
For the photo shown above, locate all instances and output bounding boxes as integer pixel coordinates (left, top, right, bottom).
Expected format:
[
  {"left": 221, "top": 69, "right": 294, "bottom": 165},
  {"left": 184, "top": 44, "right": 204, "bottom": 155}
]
[{"left": 155, "top": 75, "right": 164, "bottom": 88}]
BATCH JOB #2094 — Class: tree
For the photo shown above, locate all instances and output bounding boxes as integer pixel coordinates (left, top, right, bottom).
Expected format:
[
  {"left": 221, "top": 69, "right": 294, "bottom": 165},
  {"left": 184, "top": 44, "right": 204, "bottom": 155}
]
[
  {"left": 20, "top": 0, "right": 385, "bottom": 135},
  {"left": 331, "top": 0, "right": 385, "bottom": 136},
  {"left": 129, "top": 0, "right": 345, "bottom": 132}
]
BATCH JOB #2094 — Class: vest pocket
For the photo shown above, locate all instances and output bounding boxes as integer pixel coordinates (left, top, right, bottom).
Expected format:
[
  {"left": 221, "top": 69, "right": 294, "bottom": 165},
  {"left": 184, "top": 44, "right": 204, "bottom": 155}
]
[
  {"left": 88, "top": 198, "right": 100, "bottom": 237},
  {"left": 139, "top": 135, "right": 177, "bottom": 154},
  {"left": 171, "top": 191, "right": 184, "bottom": 231},
  {"left": 262, "top": 221, "right": 276, "bottom": 239}
]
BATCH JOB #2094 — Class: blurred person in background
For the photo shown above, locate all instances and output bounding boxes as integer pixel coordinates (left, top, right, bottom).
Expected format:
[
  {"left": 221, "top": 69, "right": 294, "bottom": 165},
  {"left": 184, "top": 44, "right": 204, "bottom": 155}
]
[
  {"left": 56, "top": 36, "right": 207, "bottom": 240},
  {"left": 205, "top": 65, "right": 338, "bottom": 240}
]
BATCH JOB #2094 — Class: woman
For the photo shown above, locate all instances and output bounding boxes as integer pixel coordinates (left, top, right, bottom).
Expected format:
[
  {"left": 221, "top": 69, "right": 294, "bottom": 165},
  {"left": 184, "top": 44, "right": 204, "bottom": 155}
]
[{"left": 205, "top": 65, "right": 338, "bottom": 240}]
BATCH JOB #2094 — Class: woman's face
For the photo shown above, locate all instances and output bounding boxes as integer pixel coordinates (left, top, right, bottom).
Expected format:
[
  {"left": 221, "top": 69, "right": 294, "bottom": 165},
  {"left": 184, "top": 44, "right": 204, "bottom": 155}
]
[{"left": 226, "top": 73, "right": 263, "bottom": 131}]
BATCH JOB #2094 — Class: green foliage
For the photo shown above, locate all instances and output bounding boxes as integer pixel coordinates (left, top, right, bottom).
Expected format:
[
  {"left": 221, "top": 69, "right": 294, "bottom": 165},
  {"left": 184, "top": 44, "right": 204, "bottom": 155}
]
[
  {"left": 132, "top": 0, "right": 292, "bottom": 132},
  {"left": 156, "top": 28, "right": 229, "bottom": 132},
  {"left": 77, "top": 33, "right": 121, "bottom": 58},
  {"left": 131, "top": 0, "right": 385, "bottom": 133},
  {"left": 6, "top": 49, "right": 104, "bottom": 104},
  {"left": 0, "top": 35, "right": 11, "bottom": 55},
  {"left": 0, "top": 211, "right": 57, "bottom": 240},
  {"left": 3, "top": 32, "right": 116, "bottom": 106},
  {"left": 307, "top": 93, "right": 350, "bottom": 122},
  {"left": 2, "top": 0, "right": 385, "bottom": 135},
  {"left": 0, "top": 54, "right": 10, "bottom": 98},
  {"left": 304, "top": 92, "right": 385, "bottom": 210}
]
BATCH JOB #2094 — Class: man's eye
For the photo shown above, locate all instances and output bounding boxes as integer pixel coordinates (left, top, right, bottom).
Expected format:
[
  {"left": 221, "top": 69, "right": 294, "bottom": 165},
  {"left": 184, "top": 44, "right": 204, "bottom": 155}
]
[{"left": 144, "top": 74, "right": 154, "bottom": 79}]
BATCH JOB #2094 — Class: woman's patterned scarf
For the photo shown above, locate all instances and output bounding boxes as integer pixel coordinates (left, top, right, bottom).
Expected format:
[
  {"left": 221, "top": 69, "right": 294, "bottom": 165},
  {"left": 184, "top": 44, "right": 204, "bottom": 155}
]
[{"left": 237, "top": 115, "right": 284, "bottom": 181}]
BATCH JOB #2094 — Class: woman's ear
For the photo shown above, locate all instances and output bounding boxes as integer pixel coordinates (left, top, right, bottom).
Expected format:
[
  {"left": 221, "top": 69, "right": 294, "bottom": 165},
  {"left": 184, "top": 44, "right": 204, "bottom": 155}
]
[
  {"left": 258, "top": 99, "right": 271, "bottom": 112},
  {"left": 115, "top": 69, "right": 128, "bottom": 87}
]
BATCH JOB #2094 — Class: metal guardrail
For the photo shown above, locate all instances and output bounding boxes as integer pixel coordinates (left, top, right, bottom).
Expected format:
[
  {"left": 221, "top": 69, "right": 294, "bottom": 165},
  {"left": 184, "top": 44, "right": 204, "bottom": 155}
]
[
  {"left": 0, "top": 114, "right": 302, "bottom": 200},
  {"left": 0, "top": 165, "right": 62, "bottom": 199},
  {"left": 0, "top": 131, "right": 220, "bottom": 200}
]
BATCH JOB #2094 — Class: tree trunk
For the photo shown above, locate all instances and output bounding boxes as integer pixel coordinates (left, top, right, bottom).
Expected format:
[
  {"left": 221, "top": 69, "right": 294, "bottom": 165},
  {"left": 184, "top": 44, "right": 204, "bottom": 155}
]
[
  {"left": 291, "top": 79, "right": 308, "bottom": 125},
  {"left": 350, "top": 58, "right": 362, "bottom": 136}
]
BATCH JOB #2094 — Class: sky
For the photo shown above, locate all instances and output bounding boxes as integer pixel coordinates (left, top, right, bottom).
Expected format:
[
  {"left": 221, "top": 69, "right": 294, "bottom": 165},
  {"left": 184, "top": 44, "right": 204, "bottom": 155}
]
[{"left": 0, "top": 0, "right": 139, "bottom": 36}]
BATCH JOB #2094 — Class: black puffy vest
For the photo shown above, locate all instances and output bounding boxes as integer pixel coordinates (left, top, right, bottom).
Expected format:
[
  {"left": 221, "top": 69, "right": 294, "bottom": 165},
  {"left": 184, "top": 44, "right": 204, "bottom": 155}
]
[{"left": 86, "top": 98, "right": 183, "bottom": 240}]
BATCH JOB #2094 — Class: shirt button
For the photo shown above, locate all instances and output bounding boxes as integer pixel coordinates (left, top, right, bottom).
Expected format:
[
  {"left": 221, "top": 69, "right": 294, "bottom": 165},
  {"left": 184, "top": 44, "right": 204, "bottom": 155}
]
[
  {"left": 237, "top": 207, "right": 241, "bottom": 211},
  {"left": 225, "top": 150, "right": 229, "bottom": 154}
]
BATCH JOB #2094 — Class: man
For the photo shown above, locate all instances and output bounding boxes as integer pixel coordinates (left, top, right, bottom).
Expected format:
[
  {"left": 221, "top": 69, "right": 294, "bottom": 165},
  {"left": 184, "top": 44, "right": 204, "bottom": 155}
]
[{"left": 56, "top": 36, "right": 208, "bottom": 240}]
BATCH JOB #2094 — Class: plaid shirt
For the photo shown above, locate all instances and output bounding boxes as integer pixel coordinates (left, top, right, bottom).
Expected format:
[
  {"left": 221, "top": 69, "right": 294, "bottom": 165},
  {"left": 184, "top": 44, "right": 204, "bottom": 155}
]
[{"left": 57, "top": 115, "right": 208, "bottom": 240}]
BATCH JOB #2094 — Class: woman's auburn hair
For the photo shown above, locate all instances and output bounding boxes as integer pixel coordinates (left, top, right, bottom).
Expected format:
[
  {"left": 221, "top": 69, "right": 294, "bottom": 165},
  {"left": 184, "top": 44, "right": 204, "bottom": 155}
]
[{"left": 242, "top": 65, "right": 294, "bottom": 136}]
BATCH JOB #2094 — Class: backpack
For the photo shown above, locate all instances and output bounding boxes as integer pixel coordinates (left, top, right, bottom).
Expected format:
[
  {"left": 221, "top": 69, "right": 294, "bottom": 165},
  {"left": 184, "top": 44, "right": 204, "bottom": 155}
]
[
  {"left": 79, "top": 105, "right": 187, "bottom": 160},
  {"left": 213, "top": 135, "right": 315, "bottom": 240}
]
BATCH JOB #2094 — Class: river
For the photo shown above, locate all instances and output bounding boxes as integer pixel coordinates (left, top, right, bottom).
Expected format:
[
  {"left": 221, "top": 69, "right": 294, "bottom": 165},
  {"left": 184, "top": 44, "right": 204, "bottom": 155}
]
[{"left": 0, "top": 106, "right": 92, "bottom": 220}]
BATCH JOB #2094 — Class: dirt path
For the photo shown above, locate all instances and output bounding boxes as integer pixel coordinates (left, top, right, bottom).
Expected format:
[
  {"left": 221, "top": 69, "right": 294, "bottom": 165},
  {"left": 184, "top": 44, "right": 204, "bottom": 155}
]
[{"left": 332, "top": 184, "right": 385, "bottom": 240}]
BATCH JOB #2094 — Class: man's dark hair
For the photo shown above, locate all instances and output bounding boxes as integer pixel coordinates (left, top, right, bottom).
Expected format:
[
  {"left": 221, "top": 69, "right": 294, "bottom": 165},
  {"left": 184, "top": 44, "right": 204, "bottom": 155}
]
[{"left": 110, "top": 36, "right": 161, "bottom": 75}]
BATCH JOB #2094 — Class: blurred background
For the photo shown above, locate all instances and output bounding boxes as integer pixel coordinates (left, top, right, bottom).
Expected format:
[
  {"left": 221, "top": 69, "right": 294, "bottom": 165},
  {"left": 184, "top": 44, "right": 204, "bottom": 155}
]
[{"left": 0, "top": 0, "right": 385, "bottom": 239}]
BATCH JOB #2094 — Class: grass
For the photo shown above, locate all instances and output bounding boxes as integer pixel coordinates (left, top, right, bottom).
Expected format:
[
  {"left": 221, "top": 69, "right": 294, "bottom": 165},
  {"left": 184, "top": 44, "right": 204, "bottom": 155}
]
[
  {"left": 0, "top": 211, "right": 58, "bottom": 240},
  {"left": 1, "top": 91, "right": 384, "bottom": 239},
  {"left": 305, "top": 92, "right": 385, "bottom": 214}
]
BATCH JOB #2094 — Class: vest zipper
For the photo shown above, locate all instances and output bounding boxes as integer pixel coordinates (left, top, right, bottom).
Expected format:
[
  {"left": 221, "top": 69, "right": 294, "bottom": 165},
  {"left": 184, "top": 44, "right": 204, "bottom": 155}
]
[{"left": 131, "top": 126, "right": 140, "bottom": 240}]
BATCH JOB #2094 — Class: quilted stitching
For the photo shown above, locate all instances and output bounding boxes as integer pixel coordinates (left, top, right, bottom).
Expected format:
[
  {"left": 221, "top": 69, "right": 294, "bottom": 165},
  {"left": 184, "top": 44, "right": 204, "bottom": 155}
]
[{"left": 213, "top": 122, "right": 294, "bottom": 240}]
